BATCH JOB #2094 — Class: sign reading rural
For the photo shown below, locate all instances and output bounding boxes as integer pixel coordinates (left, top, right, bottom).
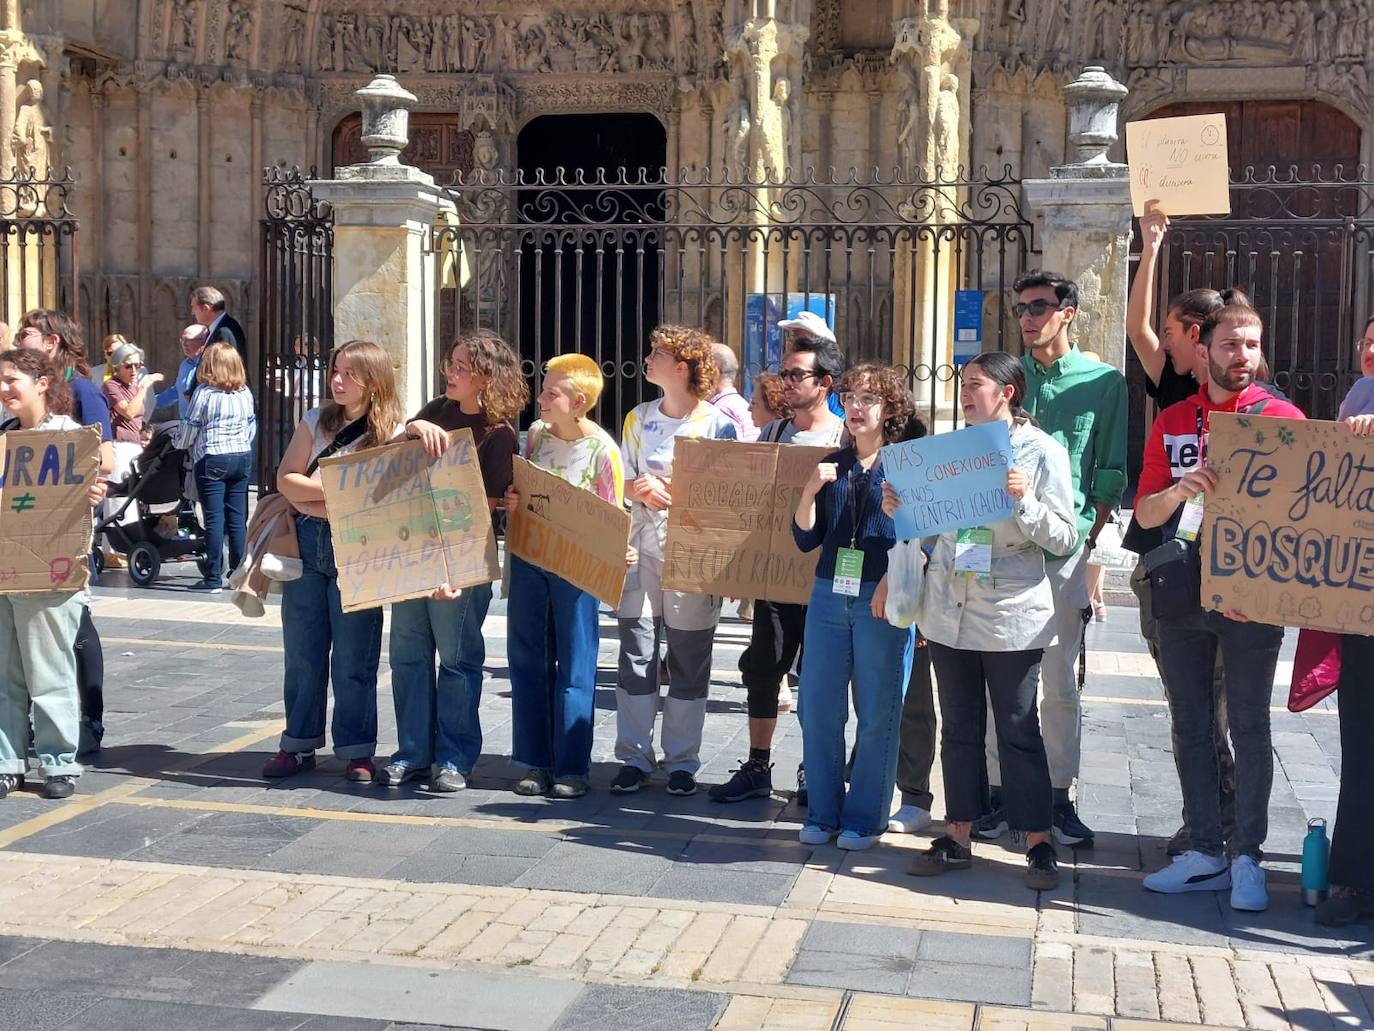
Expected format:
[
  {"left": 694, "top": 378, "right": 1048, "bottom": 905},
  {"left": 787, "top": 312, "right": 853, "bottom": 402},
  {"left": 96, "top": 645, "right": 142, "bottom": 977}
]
[
  {"left": 320, "top": 429, "right": 499, "bottom": 612},
  {"left": 663, "top": 438, "right": 831, "bottom": 605},
  {"left": 0, "top": 427, "right": 100, "bottom": 594},
  {"left": 881, "top": 421, "right": 1014, "bottom": 540},
  {"left": 507, "top": 456, "right": 631, "bottom": 608},
  {"left": 1126, "top": 112, "right": 1231, "bottom": 217},
  {"left": 1201, "top": 413, "right": 1374, "bottom": 633}
]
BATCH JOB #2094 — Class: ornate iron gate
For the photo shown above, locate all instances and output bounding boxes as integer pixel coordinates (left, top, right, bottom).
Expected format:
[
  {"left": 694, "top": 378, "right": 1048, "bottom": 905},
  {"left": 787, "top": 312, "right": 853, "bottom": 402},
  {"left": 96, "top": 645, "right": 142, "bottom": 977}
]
[
  {"left": 428, "top": 168, "right": 1035, "bottom": 432},
  {"left": 258, "top": 168, "right": 334, "bottom": 491},
  {"left": 0, "top": 169, "right": 79, "bottom": 323}
]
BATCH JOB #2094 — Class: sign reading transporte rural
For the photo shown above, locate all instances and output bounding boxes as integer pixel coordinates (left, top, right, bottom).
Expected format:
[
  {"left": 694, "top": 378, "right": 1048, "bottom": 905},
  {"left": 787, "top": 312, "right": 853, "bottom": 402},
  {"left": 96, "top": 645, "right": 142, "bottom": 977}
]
[
  {"left": 881, "top": 421, "right": 1014, "bottom": 541},
  {"left": 320, "top": 429, "right": 499, "bottom": 612},
  {"left": 0, "top": 427, "right": 100, "bottom": 594},
  {"left": 1202, "top": 413, "right": 1374, "bottom": 634},
  {"left": 1125, "top": 111, "right": 1231, "bottom": 217},
  {"left": 507, "top": 456, "right": 631, "bottom": 608},
  {"left": 663, "top": 438, "right": 831, "bottom": 605}
]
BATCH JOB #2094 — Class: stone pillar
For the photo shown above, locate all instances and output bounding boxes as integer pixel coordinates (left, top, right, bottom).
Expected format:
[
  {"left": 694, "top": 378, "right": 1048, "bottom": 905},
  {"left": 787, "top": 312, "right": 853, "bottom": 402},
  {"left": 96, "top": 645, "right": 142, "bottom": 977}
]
[
  {"left": 310, "top": 75, "right": 456, "bottom": 417},
  {"left": 1022, "top": 66, "right": 1132, "bottom": 370}
]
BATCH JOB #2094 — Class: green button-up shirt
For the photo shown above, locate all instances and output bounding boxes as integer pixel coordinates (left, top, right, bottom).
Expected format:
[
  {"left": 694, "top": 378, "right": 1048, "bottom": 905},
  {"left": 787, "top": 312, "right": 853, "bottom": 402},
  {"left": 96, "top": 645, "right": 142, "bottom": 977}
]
[{"left": 1020, "top": 347, "right": 1127, "bottom": 556}]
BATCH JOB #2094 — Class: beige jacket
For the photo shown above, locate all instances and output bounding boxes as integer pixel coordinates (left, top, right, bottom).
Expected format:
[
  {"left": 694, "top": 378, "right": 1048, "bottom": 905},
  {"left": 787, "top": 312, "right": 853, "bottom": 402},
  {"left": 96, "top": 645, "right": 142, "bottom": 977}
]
[{"left": 229, "top": 492, "right": 302, "bottom": 617}]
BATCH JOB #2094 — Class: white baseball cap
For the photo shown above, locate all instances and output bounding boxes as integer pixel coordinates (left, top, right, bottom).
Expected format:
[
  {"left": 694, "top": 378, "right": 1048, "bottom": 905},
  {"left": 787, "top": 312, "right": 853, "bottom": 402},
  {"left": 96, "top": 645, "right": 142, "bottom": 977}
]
[{"left": 776, "top": 310, "right": 836, "bottom": 344}]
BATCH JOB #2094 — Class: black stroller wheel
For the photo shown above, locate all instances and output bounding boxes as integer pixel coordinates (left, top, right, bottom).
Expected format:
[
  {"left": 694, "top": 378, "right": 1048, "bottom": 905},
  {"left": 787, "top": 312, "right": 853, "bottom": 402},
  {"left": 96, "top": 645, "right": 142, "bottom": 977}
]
[
  {"left": 128, "top": 542, "right": 162, "bottom": 587},
  {"left": 90, "top": 548, "right": 105, "bottom": 576}
]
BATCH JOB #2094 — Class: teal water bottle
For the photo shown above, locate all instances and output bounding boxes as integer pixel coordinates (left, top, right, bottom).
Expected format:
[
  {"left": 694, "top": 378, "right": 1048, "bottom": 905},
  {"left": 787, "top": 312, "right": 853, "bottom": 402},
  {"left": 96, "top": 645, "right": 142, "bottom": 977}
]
[{"left": 1301, "top": 818, "right": 1330, "bottom": 907}]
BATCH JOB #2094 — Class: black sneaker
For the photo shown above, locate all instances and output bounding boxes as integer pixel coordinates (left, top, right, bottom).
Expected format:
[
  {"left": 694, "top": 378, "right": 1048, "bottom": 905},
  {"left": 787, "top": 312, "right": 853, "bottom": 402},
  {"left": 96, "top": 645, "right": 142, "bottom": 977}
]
[
  {"left": 189, "top": 579, "right": 222, "bottom": 594},
  {"left": 795, "top": 764, "right": 808, "bottom": 807},
  {"left": 709, "top": 759, "right": 773, "bottom": 803},
  {"left": 1052, "top": 799, "right": 1095, "bottom": 847},
  {"left": 1315, "top": 886, "right": 1374, "bottom": 927},
  {"left": 43, "top": 776, "right": 77, "bottom": 800},
  {"left": 666, "top": 770, "right": 698, "bottom": 796},
  {"left": 514, "top": 769, "right": 552, "bottom": 796},
  {"left": 1025, "top": 841, "right": 1060, "bottom": 890},
  {"left": 907, "top": 835, "right": 973, "bottom": 877},
  {"left": 970, "top": 807, "right": 1008, "bottom": 841},
  {"left": 610, "top": 766, "right": 648, "bottom": 794}
]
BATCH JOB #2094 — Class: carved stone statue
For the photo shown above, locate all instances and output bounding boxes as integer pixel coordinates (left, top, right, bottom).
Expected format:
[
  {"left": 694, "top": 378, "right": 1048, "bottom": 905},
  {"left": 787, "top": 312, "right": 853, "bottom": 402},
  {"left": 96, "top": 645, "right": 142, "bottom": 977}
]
[
  {"left": 12, "top": 79, "right": 52, "bottom": 177},
  {"left": 895, "top": 69, "right": 919, "bottom": 169},
  {"left": 225, "top": 1, "right": 253, "bottom": 62},
  {"left": 283, "top": 7, "right": 306, "bottom": 68},
  {"left": 933, "top": 73, "right": 960, "bottom": 174},
  {"left": 726, "top": 75, "right": 751, "bottom": 175},
  {"left": 176, "top": 0, "right": 200, "bottom": 51},
  {"left": 773, "top": 77, "right": 795, "bottom": 175},
  {"left": 473, "top": 129, "right": 500, "bottom": 176}
]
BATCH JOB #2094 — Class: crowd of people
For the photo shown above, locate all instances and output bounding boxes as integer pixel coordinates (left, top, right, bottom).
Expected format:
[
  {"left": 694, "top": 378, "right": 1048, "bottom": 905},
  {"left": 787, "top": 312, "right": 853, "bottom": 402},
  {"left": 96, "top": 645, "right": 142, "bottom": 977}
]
[{"left": 0, "top": 235, "right": 1371, "bottom": 927}]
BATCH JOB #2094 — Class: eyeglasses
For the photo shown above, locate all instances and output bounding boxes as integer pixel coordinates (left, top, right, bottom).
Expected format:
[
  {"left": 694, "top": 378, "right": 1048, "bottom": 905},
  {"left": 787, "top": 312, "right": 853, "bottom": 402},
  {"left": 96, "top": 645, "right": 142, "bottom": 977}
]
[
  {"left": 839, "top": 391, "right": 883, "bottom": 410},
  {"left": 444, "top": 358, "right": 474, "bottom": 377},
  {"left": 1012, "top": 299, "right": 1065, "bottom": 319},
  {"left": 777, "top": 368, "right": 820, "bottom": 384},
  {"left": 120, "top": 362, "right": 142, "bottom": 369}
]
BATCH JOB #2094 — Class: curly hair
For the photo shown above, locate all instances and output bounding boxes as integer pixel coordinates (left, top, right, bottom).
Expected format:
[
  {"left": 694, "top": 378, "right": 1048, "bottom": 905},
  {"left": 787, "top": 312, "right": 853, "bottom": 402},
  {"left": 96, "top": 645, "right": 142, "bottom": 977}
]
[
  {"left": 752, "top": 372, "right": 792, "bottom": 422},
  {"left": 0, "top": 347, "right": 73, "bottom": 417},
  {"left": 838, "top": 363, "right": 916, "bottom": 445},
  {"left": 649, "top": 324, "right": 719, "bottom": 400},
  {"left": 452, "top": 329, "right": 529, "bottom": 424}
]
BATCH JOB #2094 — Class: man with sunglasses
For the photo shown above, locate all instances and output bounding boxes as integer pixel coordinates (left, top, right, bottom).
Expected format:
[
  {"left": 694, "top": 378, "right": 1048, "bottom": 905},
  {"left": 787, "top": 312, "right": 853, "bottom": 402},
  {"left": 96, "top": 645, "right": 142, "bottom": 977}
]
[
  {"left": 710, "top": 332, "right": 846, "bottom": 803},
  {"left": 973, "top": 271, "right": 1127, "bottom": 849}
]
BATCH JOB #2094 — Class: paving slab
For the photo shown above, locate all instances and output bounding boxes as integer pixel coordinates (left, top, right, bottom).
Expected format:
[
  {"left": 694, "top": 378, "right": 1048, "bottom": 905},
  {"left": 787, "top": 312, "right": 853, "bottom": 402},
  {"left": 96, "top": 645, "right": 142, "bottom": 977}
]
[{"left": 548, "top": 984, "right": 727, "bottom": 1031}]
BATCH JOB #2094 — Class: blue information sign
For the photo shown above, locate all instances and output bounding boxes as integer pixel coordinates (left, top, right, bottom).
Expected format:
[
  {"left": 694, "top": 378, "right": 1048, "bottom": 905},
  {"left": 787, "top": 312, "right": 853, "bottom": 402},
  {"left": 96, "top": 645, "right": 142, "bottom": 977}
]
[{"left": 953, "top": 289, "right": 984, "bottom": 364}]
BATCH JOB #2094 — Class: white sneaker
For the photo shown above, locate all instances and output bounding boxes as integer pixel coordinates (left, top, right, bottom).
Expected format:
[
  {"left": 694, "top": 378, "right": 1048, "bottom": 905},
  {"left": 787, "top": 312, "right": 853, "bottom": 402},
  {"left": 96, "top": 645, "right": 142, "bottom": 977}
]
[
  {"left": 1143, "top": 850, "right": 1230, "bottom": 894},
  {"left": 777, "top": 682, "right": 794, "bottom": 714},
  {"left": 887, "top": 804, "right": 933, "bottom": 834},
  {"left": 1230, "top": 855, "right": 1269, "bottom": 912},
  {"left": 837, "top": 830, "right": 877, "bottom": 851},
  {"left": 799, "top": 824, "right": 832, "bottom": 845}
]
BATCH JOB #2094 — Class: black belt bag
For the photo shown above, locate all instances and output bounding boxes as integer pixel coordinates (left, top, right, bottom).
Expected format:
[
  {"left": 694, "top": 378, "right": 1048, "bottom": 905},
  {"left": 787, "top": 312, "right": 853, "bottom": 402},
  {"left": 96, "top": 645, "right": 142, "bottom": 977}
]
[{"left": 1142, "top": 534, "right": 1200, "bottom": 615}]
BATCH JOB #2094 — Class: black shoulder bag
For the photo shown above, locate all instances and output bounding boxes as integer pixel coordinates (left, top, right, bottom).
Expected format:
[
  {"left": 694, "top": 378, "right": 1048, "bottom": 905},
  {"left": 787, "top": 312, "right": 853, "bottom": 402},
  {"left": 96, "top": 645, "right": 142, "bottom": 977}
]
[{"left": 306, "top": 416, "right": 369, "bottom": 477}]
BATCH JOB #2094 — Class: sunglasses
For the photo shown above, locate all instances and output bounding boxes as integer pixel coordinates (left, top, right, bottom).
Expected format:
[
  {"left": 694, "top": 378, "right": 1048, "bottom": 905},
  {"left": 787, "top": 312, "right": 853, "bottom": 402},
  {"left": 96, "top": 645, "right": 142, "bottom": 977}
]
[
  {"left": 1012, "top": 299, "right": 1066, "bottom": 318},
  {"left": 120, "top": 361, "right": 142, "bottom": 369},
  {"left": 777, "top": 368, "right": 820, "bottom": 384}
]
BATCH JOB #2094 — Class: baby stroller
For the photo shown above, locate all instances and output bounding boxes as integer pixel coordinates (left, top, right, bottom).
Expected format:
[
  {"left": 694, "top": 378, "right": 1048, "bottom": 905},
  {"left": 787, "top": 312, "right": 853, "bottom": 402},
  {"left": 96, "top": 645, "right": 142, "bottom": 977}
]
[{"left": 93, "top": 425, "right": 210, "bottom": 587}]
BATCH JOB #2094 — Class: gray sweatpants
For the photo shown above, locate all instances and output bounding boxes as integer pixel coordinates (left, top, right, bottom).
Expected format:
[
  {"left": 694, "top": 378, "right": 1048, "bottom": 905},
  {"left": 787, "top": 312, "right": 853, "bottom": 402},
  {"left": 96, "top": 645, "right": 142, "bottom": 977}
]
[{"left": 615, "top": 616, "right": 716, "bottom": 775}]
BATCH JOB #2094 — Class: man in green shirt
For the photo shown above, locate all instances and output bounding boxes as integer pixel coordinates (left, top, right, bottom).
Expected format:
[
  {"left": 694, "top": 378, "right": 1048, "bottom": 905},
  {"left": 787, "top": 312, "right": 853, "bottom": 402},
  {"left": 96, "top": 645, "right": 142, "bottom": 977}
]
[{"left": 972, "top": 270, "right": 1127, "bottom": 850}]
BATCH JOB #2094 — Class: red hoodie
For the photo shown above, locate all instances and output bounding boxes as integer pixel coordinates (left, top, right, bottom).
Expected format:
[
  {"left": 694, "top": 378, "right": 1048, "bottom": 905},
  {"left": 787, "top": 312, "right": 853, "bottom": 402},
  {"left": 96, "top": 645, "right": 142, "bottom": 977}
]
[{"left": 1138, "top": 382, "right": 1307, "bottom": 499}]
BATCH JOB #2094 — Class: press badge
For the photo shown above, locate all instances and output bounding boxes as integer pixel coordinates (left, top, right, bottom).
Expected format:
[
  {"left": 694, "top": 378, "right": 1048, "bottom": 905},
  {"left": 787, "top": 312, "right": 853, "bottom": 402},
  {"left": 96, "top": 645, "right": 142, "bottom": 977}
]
[
  {"left": 833, "top": 547, "right": 863, "bottom": 596},
  {"left": 954, "top": 528, "right": 994, "bottom": 576},
  {"left": 1176, "top": 493, "right": 1205, "bottom": 542}
]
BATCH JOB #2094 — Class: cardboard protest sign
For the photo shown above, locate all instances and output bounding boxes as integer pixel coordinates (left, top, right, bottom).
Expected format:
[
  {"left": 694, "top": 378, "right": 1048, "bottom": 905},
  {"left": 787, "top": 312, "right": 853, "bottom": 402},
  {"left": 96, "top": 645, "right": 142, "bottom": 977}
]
[
  {"left": 1126, "top": 112, "right": 1231, "bottom": 217},
  {"left": 881, "top": 421, "right": 1013, "bottom": 541},
  {"left": 508, "top": 456, "right": 630, "bottom": 608},
  {"left": 0, "top": 427, "right": 100, "bottom": 593},
  {"left": 1201, "top": 413, "right": 1374, "bottom": 633},
  {"left": 663, "top": 438, "right": 830, "bottom": 604},
  {"left": 320, "top": 428, "right": 499, "bottom": 612}
]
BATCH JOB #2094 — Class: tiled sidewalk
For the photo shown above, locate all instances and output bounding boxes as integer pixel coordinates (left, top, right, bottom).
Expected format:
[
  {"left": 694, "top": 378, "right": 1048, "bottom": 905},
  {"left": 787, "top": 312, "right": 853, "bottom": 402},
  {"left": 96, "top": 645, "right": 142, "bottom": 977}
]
[{"left": 0, "top": 581, "right": 1365, "bottom": 1029}]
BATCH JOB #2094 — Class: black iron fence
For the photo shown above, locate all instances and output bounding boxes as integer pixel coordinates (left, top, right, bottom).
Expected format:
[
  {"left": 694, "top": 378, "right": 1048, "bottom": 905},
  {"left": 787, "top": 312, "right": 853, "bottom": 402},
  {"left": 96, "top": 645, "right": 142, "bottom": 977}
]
[
  {"left": 258, "top": 167, "right": 334, "bottom": 490},
  {"left": 428, "top": 168, "right": 1036, "bottom": 432},
  {"left": 0, "top": 168, "right": 79, "bottom": 325}
]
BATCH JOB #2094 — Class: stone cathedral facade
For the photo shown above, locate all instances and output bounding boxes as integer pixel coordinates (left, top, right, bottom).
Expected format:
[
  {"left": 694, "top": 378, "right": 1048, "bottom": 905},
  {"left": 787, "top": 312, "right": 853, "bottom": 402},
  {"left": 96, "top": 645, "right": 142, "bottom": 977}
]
[{"left": 12, "top": 0, "right": 1374, "bottom": 372}]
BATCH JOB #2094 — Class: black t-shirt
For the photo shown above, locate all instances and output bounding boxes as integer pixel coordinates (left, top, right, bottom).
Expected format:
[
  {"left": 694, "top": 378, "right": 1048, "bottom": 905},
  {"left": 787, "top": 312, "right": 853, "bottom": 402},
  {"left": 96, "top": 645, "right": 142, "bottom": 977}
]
[
  {"left": 410, "top": 397, "right": 518, "bottom": 500},
  {"left": 1144, "top": 361, "right": 1198, "bottom": 411}
]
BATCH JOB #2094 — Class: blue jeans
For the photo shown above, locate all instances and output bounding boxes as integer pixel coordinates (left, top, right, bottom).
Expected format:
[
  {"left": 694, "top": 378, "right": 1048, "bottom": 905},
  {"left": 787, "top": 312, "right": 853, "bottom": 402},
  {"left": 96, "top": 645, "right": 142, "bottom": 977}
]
[
  {"left": 1156, "top": 608, "right": 1284, "bottom": 860},
  {"left": 389, "top": 581, "right": 493, "bottom": 773},
  {"left": 279, "top": 516, "right": 382, "bottom": 759},
  {"left": 508, "top": 556, "right": 600, "bottom": 780},
  {"left": 799, "top": 579, "right": 914, "bottom": 836},
  {"left": 195, "top": 451, "right": 252, "bottom": 585}
]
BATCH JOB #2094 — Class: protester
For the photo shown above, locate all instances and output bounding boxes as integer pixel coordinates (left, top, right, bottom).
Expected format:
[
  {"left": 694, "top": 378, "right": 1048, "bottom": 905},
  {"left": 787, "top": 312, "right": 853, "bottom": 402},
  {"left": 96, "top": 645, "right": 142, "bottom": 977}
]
[
  {"left": 1317, "top": 391, "right": 1374, "bottom": 925},
  {"left": 382, "top": 330, "right": 525, "bottom": 792},
  {"left": 504, "top": 354, "right": 624, "bottom": 798},
  {"left": 778, "top": 311, "right": 844, "bottom": 417},
  {"left": 750, "top": 372, "right": 791, "bottom": 429},
  {"left": 899, "top": 353, "right": 1076, "bottom": 888},
  {"left": 1134, "top": 303, "right": 1305, "bottom": 911},
  {"left": 265, "top": 340, "right": 402, "bottom": 781},
  {"left": 0, "top": 348, "right": 108, "bottom": 800},
  {"left": 17, "top": 309, "right": 113, "bottom": 759},
  {"left": 155, "top": 324, "right": 210, "bottom": 419},
  {"left": 791, "top": 363, "right": 915, "bottom": 849},
  {"left": 711, "top": 334, "right": 846, "bottom": 804},
  {"left": 708, "top": 341, "right": 758, "bottom": 442},
  {"left": 612, "top": 325, "right": 736, "bottom": 797},
  {"left": 179, "top": 343, "right": 255, "bottom": 593},
  {"left": 972, "top": 271, "right": 1125, "bottom": 850}
]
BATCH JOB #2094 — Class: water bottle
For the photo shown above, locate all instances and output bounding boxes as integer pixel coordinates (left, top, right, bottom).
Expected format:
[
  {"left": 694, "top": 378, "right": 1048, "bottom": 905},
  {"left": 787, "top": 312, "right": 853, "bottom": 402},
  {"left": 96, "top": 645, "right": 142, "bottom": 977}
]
[{"left": 1301, "top": 818, "right": 1330, "bottom": 907}]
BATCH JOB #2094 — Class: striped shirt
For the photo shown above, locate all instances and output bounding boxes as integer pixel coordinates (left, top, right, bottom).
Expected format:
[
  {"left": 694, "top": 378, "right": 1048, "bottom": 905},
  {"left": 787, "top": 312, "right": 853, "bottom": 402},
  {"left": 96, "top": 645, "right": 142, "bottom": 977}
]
[{"left": 180, "top": 386, "right": 256, "bottom": 463}]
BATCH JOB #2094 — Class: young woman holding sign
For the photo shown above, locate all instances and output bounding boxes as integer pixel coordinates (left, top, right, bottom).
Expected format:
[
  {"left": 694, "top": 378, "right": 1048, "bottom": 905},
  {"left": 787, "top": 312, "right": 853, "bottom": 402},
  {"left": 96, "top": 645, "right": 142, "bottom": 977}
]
[
  {"left": 265, "top": 340, "right": 402, "bottom": 782},
  {"left": 0, "top": 348, "right": 108, "bottom": 800},
  {"left": 894, "top": 352, "right": 1077, "bottom": 889},
  {"left": 792, "top": 363, "right": 916, "bottom": 850},
  {"left": 503, "top": 354, "right": 624, "bottom": 799},
  {"left": 380, "top": 330, "right": 525, "bottom": 793}
]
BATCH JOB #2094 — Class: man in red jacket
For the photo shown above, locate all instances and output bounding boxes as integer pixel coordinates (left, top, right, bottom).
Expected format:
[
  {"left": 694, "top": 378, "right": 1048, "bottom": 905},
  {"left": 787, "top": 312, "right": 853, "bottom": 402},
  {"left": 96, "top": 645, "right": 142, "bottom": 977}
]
[{"left": 1133, "top": 302, "right": 1304, "bottom": 913}]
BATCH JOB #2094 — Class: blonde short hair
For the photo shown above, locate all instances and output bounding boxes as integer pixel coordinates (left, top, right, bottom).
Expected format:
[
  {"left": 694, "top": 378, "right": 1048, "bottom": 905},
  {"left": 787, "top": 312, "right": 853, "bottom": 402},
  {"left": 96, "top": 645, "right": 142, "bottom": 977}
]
[
  {"left": 543, "top": 353, "right": 604, "bottom": 409},
  {"left": 197, "top": 341, "right": 247, "bottom": 391}
]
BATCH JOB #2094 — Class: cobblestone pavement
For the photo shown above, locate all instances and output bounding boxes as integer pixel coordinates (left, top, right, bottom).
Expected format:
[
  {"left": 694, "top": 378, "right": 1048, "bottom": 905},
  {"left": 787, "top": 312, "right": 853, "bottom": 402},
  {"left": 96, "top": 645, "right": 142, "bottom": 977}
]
[{"left": 0, "top": 573, "right": 1369, "bottom": 1031}]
